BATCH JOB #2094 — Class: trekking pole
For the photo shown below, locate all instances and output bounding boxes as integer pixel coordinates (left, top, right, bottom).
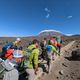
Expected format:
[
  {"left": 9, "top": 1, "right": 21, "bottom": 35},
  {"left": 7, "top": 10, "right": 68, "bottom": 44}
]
[{"left": 0, "top": 58, "right": 4, "bottom": 63}]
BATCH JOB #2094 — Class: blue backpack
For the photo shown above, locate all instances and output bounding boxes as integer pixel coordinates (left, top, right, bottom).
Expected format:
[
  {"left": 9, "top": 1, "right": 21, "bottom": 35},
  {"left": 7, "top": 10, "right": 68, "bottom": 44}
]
[
  {"left": 3, "top": 42, "right": 13, "bottom": 50},
  {"left": 0, "top": 42, "right": 14, "bottom": 59},
  {"left": 46, "top": 45, "right": 52, "bottom": 52}
]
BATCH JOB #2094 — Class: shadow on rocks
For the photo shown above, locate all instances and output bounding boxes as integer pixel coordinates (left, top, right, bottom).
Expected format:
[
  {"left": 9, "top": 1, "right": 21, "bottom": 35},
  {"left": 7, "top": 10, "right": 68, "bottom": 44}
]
[
  {"left": 65, "top": 49, "right": 80, "bottom": 61},
  {"left": 38, "top": 63, "right": 47, "bottom": 73}
]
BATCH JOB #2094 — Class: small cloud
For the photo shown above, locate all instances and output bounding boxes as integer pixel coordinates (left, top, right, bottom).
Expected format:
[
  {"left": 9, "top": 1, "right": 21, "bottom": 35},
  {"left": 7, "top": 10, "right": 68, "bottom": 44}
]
[
  {"left": 67, "top": 16, "right": 73, "bottom": 19},
  {"left": 46, "top": 13, "right": 50, "bottom": 18},
  {"left": 44, "top": 8, "right": 50, "bottom": 12},
  {"left": 66, "top": 34, "right": 73, "bottom": 36}
]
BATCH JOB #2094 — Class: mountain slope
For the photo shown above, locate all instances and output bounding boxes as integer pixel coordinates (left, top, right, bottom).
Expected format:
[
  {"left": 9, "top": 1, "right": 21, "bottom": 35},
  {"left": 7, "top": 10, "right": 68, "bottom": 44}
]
[{"left": 38, "top": 29, "right": 64, "bottom": 36}]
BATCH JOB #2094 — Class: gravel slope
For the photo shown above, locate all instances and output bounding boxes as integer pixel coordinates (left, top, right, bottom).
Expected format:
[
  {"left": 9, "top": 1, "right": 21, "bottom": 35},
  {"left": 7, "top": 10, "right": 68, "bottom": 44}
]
[{"left": 43, "top": 40, "right": 80, "bottom": 80}]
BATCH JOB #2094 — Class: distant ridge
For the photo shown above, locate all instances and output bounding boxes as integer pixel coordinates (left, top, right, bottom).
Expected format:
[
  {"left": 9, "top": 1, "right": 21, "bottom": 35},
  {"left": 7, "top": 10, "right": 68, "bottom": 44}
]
[{"left": 38, "top": 29, "right": 64, "bottom": 36}]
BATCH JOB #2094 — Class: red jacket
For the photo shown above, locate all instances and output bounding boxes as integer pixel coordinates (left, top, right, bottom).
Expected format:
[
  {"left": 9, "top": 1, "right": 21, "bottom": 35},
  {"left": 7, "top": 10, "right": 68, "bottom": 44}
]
[{"left": 5, "top": 49, "right": 14, "bottom": 59}]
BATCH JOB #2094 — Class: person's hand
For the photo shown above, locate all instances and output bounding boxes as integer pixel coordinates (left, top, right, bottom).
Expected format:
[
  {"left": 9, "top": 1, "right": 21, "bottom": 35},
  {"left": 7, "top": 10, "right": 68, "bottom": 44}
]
[
  {"left": 58, "top": 53, "right": 60, "bottom": 56},
  {"left": 34, "top": 67, "right": 38, "bottom": 75},
  {"left": 35, "top": 71, "right": 38, "bottom": 75}
]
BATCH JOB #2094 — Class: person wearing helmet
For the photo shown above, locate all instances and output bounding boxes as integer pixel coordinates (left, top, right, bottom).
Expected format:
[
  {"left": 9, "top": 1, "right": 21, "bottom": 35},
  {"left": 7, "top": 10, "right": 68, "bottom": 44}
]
[
  {"left": 25, "top": 39, "right": 39, "bottom": 80},
  {"left": 0, "top": 50, "right": 23, "bottom": 80},
  {"left": 13, "top": 49, "right": 24, "bottom": 63},
  {"left": 2, "top": 49, "right": 24, "bottom": 80}
]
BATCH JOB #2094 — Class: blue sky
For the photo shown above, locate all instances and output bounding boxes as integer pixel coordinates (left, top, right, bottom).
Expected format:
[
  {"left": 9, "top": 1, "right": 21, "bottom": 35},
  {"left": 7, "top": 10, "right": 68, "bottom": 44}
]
[{"left": 0, "top": 0, "right": 80, "bottom": 36}]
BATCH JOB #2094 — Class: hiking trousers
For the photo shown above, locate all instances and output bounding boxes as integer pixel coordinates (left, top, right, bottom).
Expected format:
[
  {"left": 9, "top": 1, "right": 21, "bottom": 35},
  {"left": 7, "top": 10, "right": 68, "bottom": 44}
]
[
  {"left": 46, "top": 51, "right": 53, "bottom": 73},
  {"left": 26, "top": 69, "right": 35, "bottom": 80},
  {"left": 3, "top": 69, "right": 19, "bottom": 80}
]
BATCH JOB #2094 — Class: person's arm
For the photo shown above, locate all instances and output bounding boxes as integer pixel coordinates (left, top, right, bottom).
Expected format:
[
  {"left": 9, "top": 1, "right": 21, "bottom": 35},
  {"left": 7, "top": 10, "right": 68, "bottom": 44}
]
[{"left": 52, "top": 46, "right": 60, "bottom": 56}]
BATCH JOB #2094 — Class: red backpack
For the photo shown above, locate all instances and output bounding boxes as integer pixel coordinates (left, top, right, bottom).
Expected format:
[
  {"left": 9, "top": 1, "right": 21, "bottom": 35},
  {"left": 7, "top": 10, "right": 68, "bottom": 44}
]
[{"left": 5, "top": 49, "right": 14, "bottom": 59}]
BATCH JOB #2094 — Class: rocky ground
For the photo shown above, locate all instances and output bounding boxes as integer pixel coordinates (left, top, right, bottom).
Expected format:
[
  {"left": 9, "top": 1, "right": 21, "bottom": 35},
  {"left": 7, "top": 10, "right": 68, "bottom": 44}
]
[
  {"left": 0, "top": 36, "right": 80, "bottom": 80},
  {"left": 42, "top": 40, "right": 80, "bottom": 80}
]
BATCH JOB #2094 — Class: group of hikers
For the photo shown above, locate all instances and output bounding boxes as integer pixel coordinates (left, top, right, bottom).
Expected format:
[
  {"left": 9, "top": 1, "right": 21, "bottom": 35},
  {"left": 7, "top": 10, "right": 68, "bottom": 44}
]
[{"left": 0, "top": 36, "right": 62, "bottom": 80}]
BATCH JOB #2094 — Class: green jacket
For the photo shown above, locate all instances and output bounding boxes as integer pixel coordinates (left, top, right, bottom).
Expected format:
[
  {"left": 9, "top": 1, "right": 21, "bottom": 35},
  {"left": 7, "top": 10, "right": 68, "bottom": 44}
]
[
  {"left": 47, "top": 45, "right": 59, "bottom": 55},
  {"left": 27, "top": 44, "right": 39, "bottom": 69}
]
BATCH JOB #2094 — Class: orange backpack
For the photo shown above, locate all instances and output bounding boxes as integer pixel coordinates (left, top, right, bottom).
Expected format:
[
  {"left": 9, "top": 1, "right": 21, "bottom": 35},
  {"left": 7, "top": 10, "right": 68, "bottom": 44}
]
[{"left": 50, "top": 38, "right": 57, "bottom": 47}]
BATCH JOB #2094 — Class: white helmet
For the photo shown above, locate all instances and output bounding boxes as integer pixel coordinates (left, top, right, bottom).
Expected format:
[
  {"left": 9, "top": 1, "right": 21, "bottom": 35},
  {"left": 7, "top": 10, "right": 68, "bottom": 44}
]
[
  {"left": 13, "top": 50, "right": 23, "bottom": 58},
  {"left": 16, "top": 38, "right": 21, "bottom": 41}
]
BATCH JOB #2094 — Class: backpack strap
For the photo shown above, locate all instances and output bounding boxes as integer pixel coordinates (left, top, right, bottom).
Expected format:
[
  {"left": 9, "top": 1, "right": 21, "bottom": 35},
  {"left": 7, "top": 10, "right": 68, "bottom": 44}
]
[{"left": 31, "top": 48, "right": 36, "bottom": 51}]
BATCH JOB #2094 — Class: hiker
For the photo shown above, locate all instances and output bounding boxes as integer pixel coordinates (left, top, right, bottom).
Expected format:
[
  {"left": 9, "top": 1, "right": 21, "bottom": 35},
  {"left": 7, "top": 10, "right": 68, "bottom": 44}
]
[
  {"left": 40, "top": 38, "right": 47, "bottom": 48},
  {"left": 13, "top": 49, "right": 24, "bottom": 64},
  {"left": 0, "top": 38, "right": 21, "bottom": 60},
  {"left": 50, "top": 36, "right": 57, "bottom": 48},
  {"left": 4, "top": 46, "right": 14, "bottom": 60},
  {"left": 24, "top": 39, "right": 39, "bottom": 80},
  {"left": 40, "top": 38, "right": 47, "bottom": 60},
  {"left": 0, "top": 50, "right": 23, "bottom": 80},
  {"left": 56, "top": 35, "right": 62, "bottom": 53},
  {"left": 46, "top": 40, "right": 60, "bottom": 73},
  {"left": 43, "top": 38, "right": 47, "bottom": 46}
]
